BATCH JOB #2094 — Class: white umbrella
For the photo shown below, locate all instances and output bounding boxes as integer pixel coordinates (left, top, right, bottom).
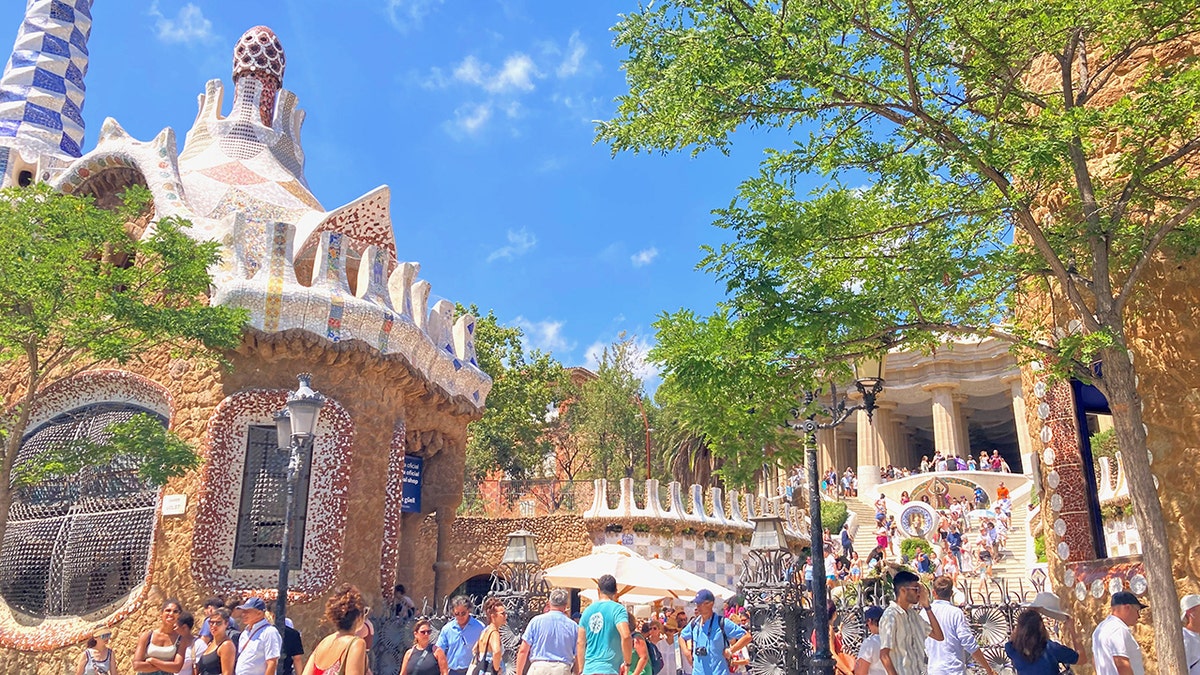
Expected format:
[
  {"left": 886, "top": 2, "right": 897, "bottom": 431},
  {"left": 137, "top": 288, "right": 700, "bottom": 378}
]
[
  {"left": 579, "top": 588, "right": 670, "bottom": 605},
  {"left": 542, "top": 544, "right": 692, "bottom": 599},
  {"left": 649, "top": 558, "right": 737, "bottom": 600}
]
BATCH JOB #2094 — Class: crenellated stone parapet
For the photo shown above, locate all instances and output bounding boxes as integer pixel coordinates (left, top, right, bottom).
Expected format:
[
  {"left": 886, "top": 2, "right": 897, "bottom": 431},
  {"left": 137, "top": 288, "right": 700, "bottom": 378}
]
[
  {"left": 1096, "top": 453, "right": 1131, "bottom": 505},
  {"left": 583, "top": 478, "right": 810, "bottom": 543}
]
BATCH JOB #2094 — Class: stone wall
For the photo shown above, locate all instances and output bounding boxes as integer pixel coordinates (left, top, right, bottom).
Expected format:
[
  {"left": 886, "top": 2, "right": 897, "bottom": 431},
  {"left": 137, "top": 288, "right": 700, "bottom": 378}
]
[
  {"left": 1017, "top": 36, "right": 1200, "bottom": 672},
  {"left": 0, "top": 328, "right": 475, "bottom": 674}
]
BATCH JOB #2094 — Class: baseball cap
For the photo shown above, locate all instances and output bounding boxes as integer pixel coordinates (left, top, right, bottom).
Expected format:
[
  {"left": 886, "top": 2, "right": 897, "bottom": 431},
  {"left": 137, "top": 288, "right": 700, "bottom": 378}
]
[
  {"left": 237, "top": 597, "right": 267, "bottom": 612},
  {"left": 1111, "top": 591, "right": 1147, "bottom": 609},
  {"left": 691, "top": 589, "right": 715, "bottom": 604},
  {"left": 864, "top": 606, "right": 884, "bottom": 623},
  {"left": 1181, "top": 594, "right": 1200, "bottom": 620}
]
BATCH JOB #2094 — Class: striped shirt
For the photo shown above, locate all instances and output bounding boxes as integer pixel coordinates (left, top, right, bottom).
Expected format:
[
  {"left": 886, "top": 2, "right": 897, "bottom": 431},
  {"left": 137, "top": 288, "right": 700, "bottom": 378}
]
[{"left": 879, "top": 603, "right": 931, "bottom": 675}]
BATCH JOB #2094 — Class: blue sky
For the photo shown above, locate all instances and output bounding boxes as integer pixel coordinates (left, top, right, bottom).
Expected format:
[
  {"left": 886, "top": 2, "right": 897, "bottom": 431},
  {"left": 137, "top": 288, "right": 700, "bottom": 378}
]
[{"left": 1, "top": 0, "right": 782, "bottom": 378}]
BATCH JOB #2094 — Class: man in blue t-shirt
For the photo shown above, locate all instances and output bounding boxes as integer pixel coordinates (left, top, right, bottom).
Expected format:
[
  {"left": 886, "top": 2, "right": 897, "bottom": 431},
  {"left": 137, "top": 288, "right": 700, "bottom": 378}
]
[
  {"left": 681, "top": 590, "right": 750, "bottom": 675},
  {"left": 577, "top": 574, "right": 632, "bottom": 675}
]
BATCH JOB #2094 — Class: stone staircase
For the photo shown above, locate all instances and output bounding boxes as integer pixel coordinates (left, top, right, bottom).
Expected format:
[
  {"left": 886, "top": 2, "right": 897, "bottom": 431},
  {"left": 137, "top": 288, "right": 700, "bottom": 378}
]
[{"left": 835, "top": 486, "right": 1034, "bottom": 589}]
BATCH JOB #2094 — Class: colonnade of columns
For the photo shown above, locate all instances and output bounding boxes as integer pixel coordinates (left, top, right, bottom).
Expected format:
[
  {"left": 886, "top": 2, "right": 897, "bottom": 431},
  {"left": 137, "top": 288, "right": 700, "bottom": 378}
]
[{"left": 812, "top": 380, "right": 1033, "bottom": 484}]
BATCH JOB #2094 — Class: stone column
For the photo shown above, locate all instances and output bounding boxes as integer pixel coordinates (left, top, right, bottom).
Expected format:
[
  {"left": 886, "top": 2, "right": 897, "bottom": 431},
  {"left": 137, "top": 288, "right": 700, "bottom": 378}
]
[
  {"left": 432, "top": 509, "right": 453, "bottom": 608},
  {"left": 817, "top": 428, "right": 837, "bottom": 474},
  {"left": 954, "top": 394, "right": 973, "bottom": 460},
  {"left": 925, "top": 383, "right": 962, "bottom": 460},
  {"left": 1006, "top": 375, "right": 1034, "bottom": 475},
  {"left": 856, "top": 403, "right": 892, "bottom": 495},
  {"left": 890, "top": 415, "right": 909, "bottom": 470}
]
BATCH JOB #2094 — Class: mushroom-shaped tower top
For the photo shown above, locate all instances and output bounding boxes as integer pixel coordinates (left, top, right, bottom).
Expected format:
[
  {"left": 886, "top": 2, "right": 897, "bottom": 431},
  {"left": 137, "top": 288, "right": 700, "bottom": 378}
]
[{"left": 232, "top": 26, "right": 285, "bottom": 126}]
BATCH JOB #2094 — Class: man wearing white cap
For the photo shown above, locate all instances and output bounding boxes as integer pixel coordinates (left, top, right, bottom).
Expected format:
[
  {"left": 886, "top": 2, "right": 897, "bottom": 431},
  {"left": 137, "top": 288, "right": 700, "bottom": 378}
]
[{"left": 1181, "top": 594, "right": 1200, "bottom": 675}]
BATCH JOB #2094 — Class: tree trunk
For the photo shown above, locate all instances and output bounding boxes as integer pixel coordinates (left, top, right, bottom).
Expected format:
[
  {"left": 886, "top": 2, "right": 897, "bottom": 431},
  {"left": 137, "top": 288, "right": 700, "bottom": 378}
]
[
  {"left": 0, "top": 389, "right": 35, "bottom": 543},
  {"left": 1100, "top": 348, "right": 1186, "bottom": 674}
]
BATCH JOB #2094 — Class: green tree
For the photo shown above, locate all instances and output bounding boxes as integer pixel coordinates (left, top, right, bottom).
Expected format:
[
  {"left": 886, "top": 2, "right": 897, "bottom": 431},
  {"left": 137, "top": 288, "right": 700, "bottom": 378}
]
[
  {"left": 462, "top": 308, "right": 567, "bottom": 490},
  {"left": 601, "top": 0, "right": 1200, "bottom": 661},
  {"left": 0, "top": 184, "right": 246, "bottom": 537},
  {"left": 575, "top": 336, "right": 650, "bottom": 481}
]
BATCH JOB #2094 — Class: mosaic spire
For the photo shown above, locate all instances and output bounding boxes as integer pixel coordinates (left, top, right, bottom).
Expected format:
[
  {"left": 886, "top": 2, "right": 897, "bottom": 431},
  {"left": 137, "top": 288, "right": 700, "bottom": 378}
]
[{"left": 0, "top": 0, "right": 93, "bottom": 182}]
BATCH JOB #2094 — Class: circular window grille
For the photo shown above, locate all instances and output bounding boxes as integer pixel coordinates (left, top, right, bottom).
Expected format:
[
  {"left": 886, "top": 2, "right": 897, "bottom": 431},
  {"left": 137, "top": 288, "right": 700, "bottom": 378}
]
[{"left": 0, "top": 403, "right": 162, "bottom": 618}]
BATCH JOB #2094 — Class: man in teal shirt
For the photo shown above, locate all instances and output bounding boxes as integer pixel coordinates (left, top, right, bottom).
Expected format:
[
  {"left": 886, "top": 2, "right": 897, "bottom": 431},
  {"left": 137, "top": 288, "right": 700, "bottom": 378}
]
[
  {"left": 577, "top": 575, "right": 632, "bottom": 675},
  {"left": 681, "top": 590, "right": 750, "bottom": 675}
]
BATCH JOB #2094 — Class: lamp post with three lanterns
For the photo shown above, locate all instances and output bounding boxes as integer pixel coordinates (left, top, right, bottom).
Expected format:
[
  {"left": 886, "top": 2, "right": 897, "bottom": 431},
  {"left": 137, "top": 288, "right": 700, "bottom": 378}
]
[{"left": 772, "top": 355, "right": 887, "bottom": 675}]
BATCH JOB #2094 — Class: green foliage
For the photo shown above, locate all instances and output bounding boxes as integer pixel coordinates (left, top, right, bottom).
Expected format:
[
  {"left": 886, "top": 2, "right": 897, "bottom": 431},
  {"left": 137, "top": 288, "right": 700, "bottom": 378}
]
[
  {"left": 461, "top": 307, "right": 567, "bottom": 485},
  {"left": 0, "top": 184, "right": 246, "bottom": 500},
  {"left": 821, "top": 501, "right": 849, "bottom": 533},
  {"left": 603, "top": 0, "right": 1200, "bottom": 455},
  {"left": 900, "top": 537, "right": 935, "bottom": 561},
  {"left": 14, "top": 413, "right": 200, "bottom": 487},
  {"left": 1034, "top": 534, "right": 1047, "bottom": 563},
  {"left": 1090, "top": 428, "right": 1120, "bottom": 460},
  {"left": 573, "top": 335, "right": 651, "bottom": 481}
]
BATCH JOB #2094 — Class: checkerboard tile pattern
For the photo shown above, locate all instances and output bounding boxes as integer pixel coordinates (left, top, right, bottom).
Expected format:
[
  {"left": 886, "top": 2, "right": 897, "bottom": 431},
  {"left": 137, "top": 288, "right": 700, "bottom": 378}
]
[
  {"left": 598, "top": 532, "right": 748, "bottom": 591},
  {"left": 0, "top": 0, "right": 92, "bottom": 160},
  {"left": 1103, "top": 514, "right": 1142, "bottom": 558}
]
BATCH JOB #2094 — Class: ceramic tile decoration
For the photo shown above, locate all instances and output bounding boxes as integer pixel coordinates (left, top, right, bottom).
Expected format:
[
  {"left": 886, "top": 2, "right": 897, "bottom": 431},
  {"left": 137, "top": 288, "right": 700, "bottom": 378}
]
[{"left": 45, "top": 24, "right": 491, "bottom": 410}]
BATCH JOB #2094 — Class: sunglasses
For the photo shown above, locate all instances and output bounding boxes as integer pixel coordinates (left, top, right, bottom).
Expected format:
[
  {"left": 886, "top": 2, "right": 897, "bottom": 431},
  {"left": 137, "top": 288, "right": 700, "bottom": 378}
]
[
  {"left": 417, "top": 629, "right": 432, "bottom": 635},
  {"left": 97, "top": 633, "right": 112, "bottom": 641}
]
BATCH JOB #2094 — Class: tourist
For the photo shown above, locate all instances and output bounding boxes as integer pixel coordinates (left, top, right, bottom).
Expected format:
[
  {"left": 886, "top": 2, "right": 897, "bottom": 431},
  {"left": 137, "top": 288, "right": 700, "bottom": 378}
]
[
  {"left": 302, "top": 584, "right": 368, "bottom": 675},
  {"left": 810, "top": 600, "right": 848, "bottom": 672},
  {"left": 681, "top": 589, "right": 750, "bottom": 675},
  {"left": 133, "top": 598, "right": 185, "bottom": 674},
  {"left": 886, "top": 517, "right": 899, "bottom": 556},
  {"left": 1091, "top": 591, "right": 1146, "bottom": 675},
  {"left": 648, "top": 622, "right": 674, "bottom": 675},
  {"left": 196, "top": 608, "right": 235, "bottom": 675},
  {"left": 849, "top": 553, "right": 862, "bottom": 583},
  {"left": 234, "top": 597, "right": 281, "bottom": 675},
  {"left": 914, "top": 552, "right": 932, "bottom": 575},
  {"left": 277, "top": 617, "right": 305, "bottom": 675},
  {"left": 177, "top": 612, "right": 199, "bottom": 675},
  {"left": 199, "top": 598, "right": 226, "bottom": 640},
  {"left": 967, "top": 458, "right": 977, "bottom": 471},
  {"left": 996, "top": 482, "right": 1009, "bottom": 501},
  {"left": 355, "top": 607, "right": 375, "bottom": 675},
  {"left": 879, "top": 571, "right": 944, "bottom": 675},
  {"left": 989, "top": 451, "right": 1002, "bottom": 472},
  {"left": 472, "top": 597, "right": 509, "bottom": 675},
  {"left": 728, "top": 611, "right": 751, "bottom": 674},
  {"left": 804, "top": 559, "right": 814, "bottom": 594},
  {"left": 578, "top": 575, "right": 632, "bottom": 675},
  {"left": 874, "top": 495, "right": 888, "bottom": 524},
  {"left": 935, "top": 455, "right": 948, "bottom": 472},
  {"left": 853, "top": 606, "right": 886, "bottom": 675},
  {"left": 825, "top": 550, "right": 838, "bottom": 586},
  {"left": 627, "top": 617, "right": 653, "bottom": 675},
  {"left": 1180, "top": 594, "right": 1200, "bottom": 675},
  {"left": 664, "top": 613, "right": 690, "bottom": 675},
  {"left": 516, "top": 588, "right": 577, "bottom": 675},
  {"left": 439, "top": 596, "right": 486, "bottom": 675},
  {"left": 947, "top": 525, "right": 963, "bottom": 568},
  {"left": 1004, "top": 609, "right": 1078, "bottom": 675},
  {"left": 926, "top": 577, "right": 994, "bottom": 675},
  {"left": 875, "top": 525, "right": 890, "bottom": 560},
  {"left": 400, "top": 618, "right": 448, "bottom": 675},
  {"left": 840, "top": 524, "right": 854, "bottom": 558},
  {"left": 919, "top": 456, "right": 932, "bottom": 474},
  {"left": 899, "top": 491, "right": 910, "bottom": 505},
  {"left": 75, "top": 629, "right": 116, "bottom": 675},
  {"left": 394, "top": 585, "right": 417, "bottom": 621}
]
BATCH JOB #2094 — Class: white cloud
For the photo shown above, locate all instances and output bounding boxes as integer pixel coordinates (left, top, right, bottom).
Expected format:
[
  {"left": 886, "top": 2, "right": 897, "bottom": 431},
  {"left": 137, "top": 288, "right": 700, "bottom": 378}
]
[
  {"left": 447, "top": 103, "right": 492, "bottom": 136},
  {"left": 556, "top": 32, "right": 588, "bottom": 78},
  {"left": 386, "top": 0, "right": 444, "bottom": 32},
  {"left": 149, "top": 2, "right": 215, "bottom": 45},
  {"left": 514, "top": 317, "right": 575, "bottom": 354},
  {"left": 487, "top": 228, "right": 537, "bottom": 262},
  {"left": 454, "top": 54, "right": 540, "bottom": 94},
  {"left": 631, "top": 247, "right": 658, "bottom": 267}
]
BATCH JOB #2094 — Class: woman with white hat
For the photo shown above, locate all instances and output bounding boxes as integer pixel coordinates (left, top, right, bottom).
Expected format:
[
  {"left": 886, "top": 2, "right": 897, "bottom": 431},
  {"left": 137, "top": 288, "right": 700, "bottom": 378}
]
[{"left": 1003, "top": 593, "right": 1078, "bottom": 675}]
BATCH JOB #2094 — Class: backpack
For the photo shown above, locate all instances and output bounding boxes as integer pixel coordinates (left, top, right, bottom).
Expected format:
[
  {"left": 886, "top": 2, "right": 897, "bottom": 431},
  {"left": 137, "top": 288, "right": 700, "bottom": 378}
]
[{"left": 646, "top": 639, "right": 665, "bottom": 675}]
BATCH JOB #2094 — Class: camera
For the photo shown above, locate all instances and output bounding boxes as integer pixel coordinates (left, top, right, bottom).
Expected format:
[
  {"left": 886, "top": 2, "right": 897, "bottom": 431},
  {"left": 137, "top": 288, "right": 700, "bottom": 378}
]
[{"left": 695, "top": 647, "right": 708, "bottom": 657}]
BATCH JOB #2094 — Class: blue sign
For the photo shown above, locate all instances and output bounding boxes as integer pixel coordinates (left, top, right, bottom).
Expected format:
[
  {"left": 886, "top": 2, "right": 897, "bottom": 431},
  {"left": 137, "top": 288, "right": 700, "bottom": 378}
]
[{"left": 401, "top": 455, "right": 423, "bottom": 513}]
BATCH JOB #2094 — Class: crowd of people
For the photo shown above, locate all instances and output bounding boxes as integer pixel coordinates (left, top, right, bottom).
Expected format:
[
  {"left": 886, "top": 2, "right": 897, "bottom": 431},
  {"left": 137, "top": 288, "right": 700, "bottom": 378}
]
[{"left": 800, "top": 450, "right": 1016, "bottom": 503}]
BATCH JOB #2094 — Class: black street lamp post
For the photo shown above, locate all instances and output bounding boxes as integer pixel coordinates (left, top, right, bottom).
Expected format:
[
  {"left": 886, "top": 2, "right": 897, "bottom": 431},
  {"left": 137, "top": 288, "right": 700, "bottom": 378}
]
[
  {"left": 488, "top": 530, "right": 549, "bottom": 635},
  {"left": 273, "top": 373, "right": 326, "bottom": 631},
  {"left": 784, "top": 356, "right": 886, "bottom": 675}
]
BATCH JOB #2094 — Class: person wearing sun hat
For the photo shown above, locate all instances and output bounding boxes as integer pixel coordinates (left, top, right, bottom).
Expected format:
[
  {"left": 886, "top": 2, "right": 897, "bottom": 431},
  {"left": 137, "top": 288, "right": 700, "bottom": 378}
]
[
  {"left": 1181, "top": 594, "right": 1200, "bottom": 675},
  {"left": 1091, "top": 591, "right": 1146, "bottom": 675}
]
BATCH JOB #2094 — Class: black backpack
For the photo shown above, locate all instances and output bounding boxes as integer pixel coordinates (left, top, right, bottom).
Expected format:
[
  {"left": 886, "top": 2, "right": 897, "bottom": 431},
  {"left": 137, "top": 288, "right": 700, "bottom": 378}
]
[{"left": 646, "top": 639, "right": 665, "bottom": 675}]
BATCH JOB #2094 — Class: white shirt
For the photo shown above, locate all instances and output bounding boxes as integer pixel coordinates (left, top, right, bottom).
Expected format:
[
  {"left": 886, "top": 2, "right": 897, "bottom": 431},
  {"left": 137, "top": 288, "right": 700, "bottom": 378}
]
[
  {"left": 1092, "top": 615, "right": 1144, "bottom": 675},
  {"left": 1183, "top": 628, "right": 1200, "bottom": 675},
  {"left": 236, "top": 618, "right": 282, "bottom": 675},
  {"left": 925, "top": 600, "right": 978, "bottom": 675},
  {"left": 879, "top": 603, "right": 931, "bottom": 675},
  {"left": 856, "top": 634, "right": 887, "bottom": 675},
  {"left": 181, "top": 637, "right": 207, "bottom": 675},
  {"left": 656, "top": 638, "right": 677, "bottom": 675}
]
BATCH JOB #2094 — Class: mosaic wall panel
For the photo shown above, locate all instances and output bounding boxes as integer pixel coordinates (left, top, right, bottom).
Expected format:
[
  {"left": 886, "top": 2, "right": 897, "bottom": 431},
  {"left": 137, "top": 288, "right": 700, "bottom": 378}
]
[{"left": 191, "top": 388, "right": 354, "bottom": 601}]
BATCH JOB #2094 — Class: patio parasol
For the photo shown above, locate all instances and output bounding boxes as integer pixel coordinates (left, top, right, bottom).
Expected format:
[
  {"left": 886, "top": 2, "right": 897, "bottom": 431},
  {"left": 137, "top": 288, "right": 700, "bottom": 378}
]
[
  {"left": 542, "top": 544, "right": 696, "bottom": 599},
  {"left": 649, "top": 558, "right": 737, "bottom": 600}
]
